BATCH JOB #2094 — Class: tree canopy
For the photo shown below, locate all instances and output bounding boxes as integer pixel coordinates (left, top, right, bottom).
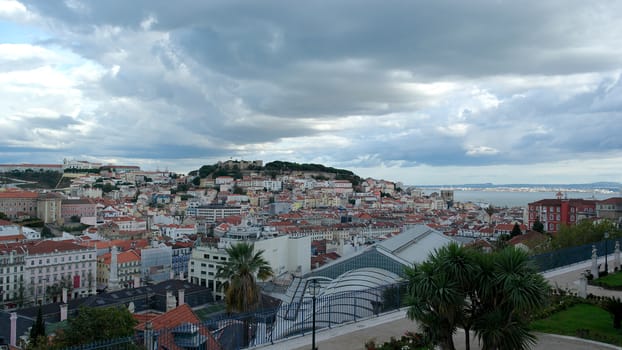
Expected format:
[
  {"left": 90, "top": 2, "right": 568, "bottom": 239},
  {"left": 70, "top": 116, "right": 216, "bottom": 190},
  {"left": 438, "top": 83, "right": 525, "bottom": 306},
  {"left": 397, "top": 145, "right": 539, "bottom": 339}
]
[
  {"left": 510, "top": 222, "right": 523, "bottom": 237},
  {"left": 552, "top": 219, "right": 620, "bottom": 249},
  {"left": 52, "top": 306, "right": 137, "bottom": 348},
  {"left": 216, "top": 242, "right": 274, "bottom": 313},
  {"left": 406, "top": 243, "right": 549, "bottom": 350}
]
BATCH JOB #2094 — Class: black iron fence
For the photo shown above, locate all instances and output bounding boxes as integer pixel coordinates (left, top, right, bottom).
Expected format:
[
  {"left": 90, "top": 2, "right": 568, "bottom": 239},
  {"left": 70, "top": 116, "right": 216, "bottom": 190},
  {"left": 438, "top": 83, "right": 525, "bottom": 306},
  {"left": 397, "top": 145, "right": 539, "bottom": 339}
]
[
  {"left": 530, "top": 239, "right": 616, "bottom": 272},
  {"left": 63, "top": 281, "right": 409, "bottom": 350}
]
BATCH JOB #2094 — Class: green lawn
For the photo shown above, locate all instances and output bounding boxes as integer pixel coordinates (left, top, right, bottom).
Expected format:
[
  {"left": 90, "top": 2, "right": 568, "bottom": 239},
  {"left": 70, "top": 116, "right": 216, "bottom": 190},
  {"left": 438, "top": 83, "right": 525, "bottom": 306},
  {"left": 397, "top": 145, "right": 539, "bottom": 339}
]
[
  {"left": 531, "top": 303, "right": 622, "bottom": 346},
  {"left": 595, "top": 272, "right": 622, "bottom": 288}
]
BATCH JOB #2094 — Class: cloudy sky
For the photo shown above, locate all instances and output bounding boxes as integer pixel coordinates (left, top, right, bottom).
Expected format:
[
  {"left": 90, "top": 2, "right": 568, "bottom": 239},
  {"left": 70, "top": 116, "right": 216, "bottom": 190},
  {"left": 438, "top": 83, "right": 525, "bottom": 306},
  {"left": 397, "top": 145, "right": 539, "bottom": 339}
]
[{"left": 1, "top": 0, "right": 622, "bottom": 185}]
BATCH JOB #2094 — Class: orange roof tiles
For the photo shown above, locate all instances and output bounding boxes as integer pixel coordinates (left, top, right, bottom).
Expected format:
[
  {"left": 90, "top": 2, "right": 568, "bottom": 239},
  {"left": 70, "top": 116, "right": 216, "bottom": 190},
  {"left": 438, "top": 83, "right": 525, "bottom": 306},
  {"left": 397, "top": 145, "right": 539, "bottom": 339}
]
[
  {"left": 26, "top": 240, "right": 92, "bottom": 254},
  {"left": 99, "top": 249, "right": 141, "bottom": 264}
]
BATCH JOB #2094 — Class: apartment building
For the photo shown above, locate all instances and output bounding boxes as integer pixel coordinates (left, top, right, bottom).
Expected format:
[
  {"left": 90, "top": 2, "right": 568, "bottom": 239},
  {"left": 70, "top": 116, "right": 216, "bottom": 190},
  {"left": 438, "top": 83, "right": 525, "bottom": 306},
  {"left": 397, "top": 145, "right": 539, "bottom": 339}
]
[
  {"left": 185, "top": 204, "right": 242, "bottom": 223},
  {"left": 0, "top": 191, "right": 38, "bottom": 220},
  {"left": 527, "top": 198, "right": 597, "bottom": 233},
  {"left": 0, "top": 243, "right": 26, "bottom": 306},
  {"left": 61, "top": 198, "right": 97, "bottom": 222},
  {"left": 97, "top": 249, "right": 141, "bottom": 290},
  {"left": 24, "top": 240, "right": 97, "bottom": 303},
  {"left": 188, "top": 235, "right": 310, "bottom": 299},
  {"left": 0, "top": 190, "right": 62, "bottom": 224}
]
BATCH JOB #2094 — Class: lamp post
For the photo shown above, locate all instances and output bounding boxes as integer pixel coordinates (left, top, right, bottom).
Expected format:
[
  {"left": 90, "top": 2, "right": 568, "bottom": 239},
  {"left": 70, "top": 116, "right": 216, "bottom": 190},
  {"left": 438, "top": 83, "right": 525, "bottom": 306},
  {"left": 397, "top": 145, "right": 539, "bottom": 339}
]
[
  {"left": 309, "top": 279, "right": 320, "bottom": 350},
  {"left": 605, "top": 232, "right": 610, "bottom": 274}
]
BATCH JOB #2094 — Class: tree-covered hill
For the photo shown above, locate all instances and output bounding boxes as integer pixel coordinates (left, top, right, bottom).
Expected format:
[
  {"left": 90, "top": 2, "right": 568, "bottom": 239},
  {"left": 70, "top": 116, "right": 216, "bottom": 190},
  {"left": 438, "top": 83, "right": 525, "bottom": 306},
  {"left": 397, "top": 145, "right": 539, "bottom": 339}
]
[{"left": 189, "top": 160, "right": 362, "bottom": 186}]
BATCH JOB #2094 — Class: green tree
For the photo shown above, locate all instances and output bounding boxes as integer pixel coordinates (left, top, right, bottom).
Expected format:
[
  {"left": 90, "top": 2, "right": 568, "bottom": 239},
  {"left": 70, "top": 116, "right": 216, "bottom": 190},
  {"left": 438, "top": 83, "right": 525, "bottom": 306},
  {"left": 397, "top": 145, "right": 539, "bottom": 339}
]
[
  {"left": 215, "top": 242, "right": 274, "bottom": 313},
  {"left": 532, "top": 217, "right": 544, "bottom": 233},
  {"left": 70, "top": 215, "right": 80, "bottom": 223},
  {"left": 52, "top": 306, "right": 137, "bottom": 348},
  {"left": 232, "top": 185, "right": 245, "bottom": 195},
  {"left": 601, "top": 296, "right": 622, "bottom": 329},
  {"left": 473, "top": 248, "right": 549, "bottom": 350},
  {"left": 0, "top": 211, "right": 9, "bottom": 220},
  {"left": 552, "top": 219, "right": 618, "bottom": 249},
  {"left": 29, "top": 307, "right": 46, "bottom": 346},
  {"left": 41, "top": 226, "right": 53, "bottom": 238},
  {"left": 192, "top": 176, "right": 201, "bottom": 186},
  {"left": 406, "top": 244, "right": 549, "bottom": 350},
  {"left": 484, "top": 205, "right": 495, "bottom": 225},
  {"left": 510, "top": 222, "right": 522, "bottom": 237}
]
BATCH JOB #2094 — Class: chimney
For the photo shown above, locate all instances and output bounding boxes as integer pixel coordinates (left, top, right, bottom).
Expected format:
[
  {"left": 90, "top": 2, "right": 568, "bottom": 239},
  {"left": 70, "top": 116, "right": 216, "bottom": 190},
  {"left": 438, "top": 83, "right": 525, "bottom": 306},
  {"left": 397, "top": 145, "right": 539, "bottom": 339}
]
[
  {"left": 166, "top": 291, "right": 176, "bottom": 312},
  {"left": 178, "top": 289, "right": 185, "bottom": 306},
  {"left": 62, "top": 287, "right": 68, "bottom": 304},
  {"left": 144, "top": 321, "right": 154, "bottom": 350},
  {"left": 60, "top": 304, "right": 68, "bottom": 321},
  {"left": 169, "top": 270, "right": 174, "bottom": 280},
  {"left": 10, "top": 312, "right": 17, "bottom": 347},
  {"left": 134, "top": 275, "right": 141, "bottom": 288}
]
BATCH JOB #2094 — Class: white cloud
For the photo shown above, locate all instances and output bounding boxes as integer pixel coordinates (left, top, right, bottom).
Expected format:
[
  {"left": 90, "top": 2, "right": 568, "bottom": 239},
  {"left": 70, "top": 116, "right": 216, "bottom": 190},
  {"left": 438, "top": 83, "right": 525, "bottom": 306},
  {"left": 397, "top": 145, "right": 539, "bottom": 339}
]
[
  {"left": 0, "top": 0, "right": 31, "bottom": 20},
  {"left": 1, "top": 1, "right": 621, "bottom": 185},
  {"left": 465, "top": 146, "right": 499, "bottom": 156}
]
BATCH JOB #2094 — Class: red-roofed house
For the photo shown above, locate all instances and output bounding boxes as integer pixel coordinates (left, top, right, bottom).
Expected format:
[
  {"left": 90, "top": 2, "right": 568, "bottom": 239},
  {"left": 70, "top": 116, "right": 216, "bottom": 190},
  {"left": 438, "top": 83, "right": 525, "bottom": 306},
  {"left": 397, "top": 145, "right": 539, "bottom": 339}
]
[
  {"left": 135, "top": 304, "right": 221, "bottom": 350},
  {"left": 0, "top": 190, "right": 38, "bottom": 220},
  {"left": 528, "top": 198, "right": 597, "bottom": 233},
  {"left": 97, "top": 249, "right": 141, "bottom": 289},
  {"left": 597, "top": 197, "right": 622, "bottom": 224},
  {"left": 494, "top": 223, "right": 527, "bottom": 236}
]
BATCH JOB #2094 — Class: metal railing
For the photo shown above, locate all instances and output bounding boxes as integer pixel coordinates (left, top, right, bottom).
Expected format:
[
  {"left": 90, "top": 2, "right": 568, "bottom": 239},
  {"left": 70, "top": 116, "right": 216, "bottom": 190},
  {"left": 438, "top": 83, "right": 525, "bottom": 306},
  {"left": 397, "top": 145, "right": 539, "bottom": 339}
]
[
  {"left": 63, "top": 281, "right": 408, "bottom": 350},
  {"left": 530, "top": 239, "right": 613, "bottom": 272}
]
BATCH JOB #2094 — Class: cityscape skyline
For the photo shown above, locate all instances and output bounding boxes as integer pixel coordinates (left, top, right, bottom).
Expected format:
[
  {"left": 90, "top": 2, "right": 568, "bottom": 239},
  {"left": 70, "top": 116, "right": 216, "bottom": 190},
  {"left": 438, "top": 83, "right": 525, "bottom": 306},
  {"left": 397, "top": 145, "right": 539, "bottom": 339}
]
[{"left": 1, "top": 1, "right": 622, "bottom": 185}]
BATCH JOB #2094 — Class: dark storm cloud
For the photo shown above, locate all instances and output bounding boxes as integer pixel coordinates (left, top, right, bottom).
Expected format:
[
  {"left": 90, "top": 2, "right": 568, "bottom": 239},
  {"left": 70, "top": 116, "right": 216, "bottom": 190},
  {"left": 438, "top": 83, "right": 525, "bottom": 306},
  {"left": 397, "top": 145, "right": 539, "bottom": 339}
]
[{"left": 3, "top": 0, "right": 622, "bottom": 182}]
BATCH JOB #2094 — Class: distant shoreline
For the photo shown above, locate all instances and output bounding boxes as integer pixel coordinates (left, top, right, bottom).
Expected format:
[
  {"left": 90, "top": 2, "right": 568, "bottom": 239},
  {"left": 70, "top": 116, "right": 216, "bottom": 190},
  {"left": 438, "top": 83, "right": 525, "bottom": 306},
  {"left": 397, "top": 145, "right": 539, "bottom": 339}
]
[{"left": 423, "top": 187, "right": 618, "bottom": 194}]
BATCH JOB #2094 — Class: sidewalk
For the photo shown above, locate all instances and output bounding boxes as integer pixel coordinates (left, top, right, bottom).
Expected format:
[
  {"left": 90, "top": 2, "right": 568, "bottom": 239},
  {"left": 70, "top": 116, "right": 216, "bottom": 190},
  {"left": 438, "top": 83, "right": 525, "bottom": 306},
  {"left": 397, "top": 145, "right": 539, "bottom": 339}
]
[{"left": 260, "top": 310, "right": 620, "bottom": 350}]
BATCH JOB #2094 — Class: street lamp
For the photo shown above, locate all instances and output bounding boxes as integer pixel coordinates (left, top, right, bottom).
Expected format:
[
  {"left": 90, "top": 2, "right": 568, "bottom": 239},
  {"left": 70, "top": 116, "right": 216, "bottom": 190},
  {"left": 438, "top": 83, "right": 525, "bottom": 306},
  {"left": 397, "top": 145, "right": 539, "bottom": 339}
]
[
  {"left": 605, "top": 232, "right": 610, "bottom": 274},
  {"left": 309, "top": 278, "right": 321, "bottom": 350}
]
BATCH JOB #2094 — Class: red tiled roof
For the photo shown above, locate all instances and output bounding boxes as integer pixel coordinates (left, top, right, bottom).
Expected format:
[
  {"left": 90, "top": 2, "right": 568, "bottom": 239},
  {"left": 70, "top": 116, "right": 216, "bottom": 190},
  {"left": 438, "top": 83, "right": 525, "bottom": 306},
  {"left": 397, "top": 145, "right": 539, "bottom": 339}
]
[
  {"left": 599, "top": 197, "right": 622, "bottom": 204},
  {"left": 26, "top": 240, "right": 92, "bottom": 254},
  {"left": 0, "top": 234, "right": 26, "bottom": 243},
  {"left": 0, "top": 191, "right": 38, "bottom": 199},
  {"left": 134, "top": 304, "right": 222, "bottom": 350},
  {"left": 99, "top": 249, "right": 141, "bottom": 264}
]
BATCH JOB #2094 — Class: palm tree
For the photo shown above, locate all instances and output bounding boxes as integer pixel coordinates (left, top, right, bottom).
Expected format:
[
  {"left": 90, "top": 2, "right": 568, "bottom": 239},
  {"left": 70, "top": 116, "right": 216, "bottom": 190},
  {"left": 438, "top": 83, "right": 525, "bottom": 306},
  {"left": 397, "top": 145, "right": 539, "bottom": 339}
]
[
  {"left": 484, "top": 205, "right": 495, "bottom": 225},
  {"left": 216, "top": 242, "right": 274, "bottom": 313},
  {"left": 406, "top": 244, "right": 549, "bottom": 350},
  {"left": 601, "top": 296, "right": 622, "bottom": 329},
  {"left": 406, "top": 244, "right": 469, "bottom": 350},
  {"left": 473, "top": 248, "right": 549, "bottom": 350}
]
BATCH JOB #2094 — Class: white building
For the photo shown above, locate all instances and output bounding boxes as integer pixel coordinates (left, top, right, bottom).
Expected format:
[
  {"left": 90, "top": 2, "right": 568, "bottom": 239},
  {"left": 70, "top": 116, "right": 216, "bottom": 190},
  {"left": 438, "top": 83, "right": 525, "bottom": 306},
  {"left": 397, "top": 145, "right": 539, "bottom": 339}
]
[
  {"left": 159, "top": 224, "right": 197, "bottom": 240},
  {"left": 24, "top": 240, "right": 97, "bottom": 303},
  {"left": 188, "top": 235, "right": 311, "bottom": 299},
  {"left": 0, "top": 244, "right": 27, "bottom": 305}
]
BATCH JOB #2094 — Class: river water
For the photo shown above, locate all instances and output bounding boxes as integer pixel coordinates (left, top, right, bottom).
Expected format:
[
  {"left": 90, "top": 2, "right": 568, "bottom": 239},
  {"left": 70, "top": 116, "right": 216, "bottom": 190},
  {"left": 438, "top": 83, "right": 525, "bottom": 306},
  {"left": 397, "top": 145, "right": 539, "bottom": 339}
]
[{"left": 426, "top": 190, "right": 617, "bottom": 208}]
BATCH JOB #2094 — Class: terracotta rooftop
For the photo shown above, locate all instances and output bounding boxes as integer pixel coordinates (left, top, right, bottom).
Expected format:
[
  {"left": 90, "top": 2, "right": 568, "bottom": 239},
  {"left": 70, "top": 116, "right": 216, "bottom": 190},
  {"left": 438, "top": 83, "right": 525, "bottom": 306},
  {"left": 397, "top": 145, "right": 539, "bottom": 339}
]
[
  {"left": 99, "top": 249, "right": 141, "bottom": 265},
  {"left": 133, "top": 305, "right": 222, "bottom": 349},
  {"left": 26, "top": 240, "right": 93, "bottom": 254}
]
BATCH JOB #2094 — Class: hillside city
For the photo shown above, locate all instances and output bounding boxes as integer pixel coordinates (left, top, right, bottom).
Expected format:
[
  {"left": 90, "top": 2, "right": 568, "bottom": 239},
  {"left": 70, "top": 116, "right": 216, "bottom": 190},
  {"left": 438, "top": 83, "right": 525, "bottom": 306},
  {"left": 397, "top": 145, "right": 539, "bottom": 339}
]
[{"left": 0, "top": 159, "right": 621, "bottom": 349}]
